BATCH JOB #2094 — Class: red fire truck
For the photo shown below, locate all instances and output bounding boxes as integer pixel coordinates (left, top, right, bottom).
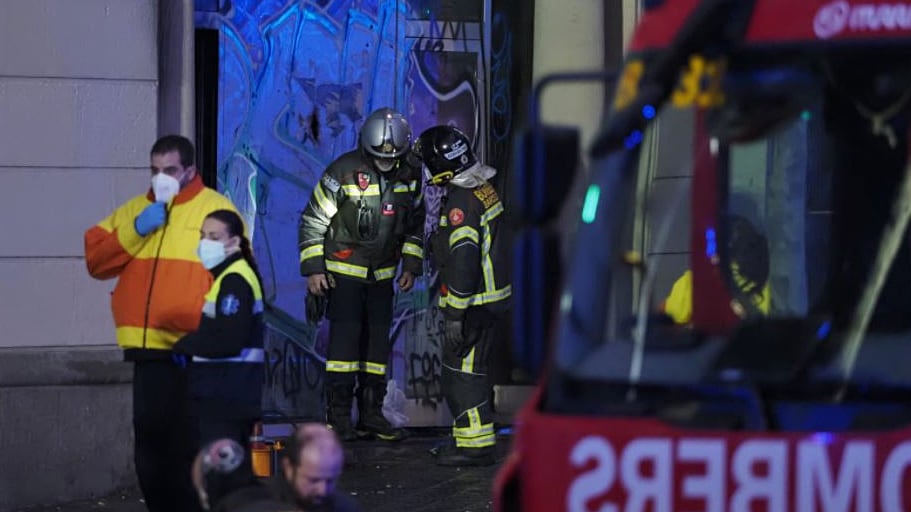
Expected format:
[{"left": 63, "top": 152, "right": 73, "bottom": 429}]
[{"left": 497, "top": 1, "right": 911, "bottom": 510}]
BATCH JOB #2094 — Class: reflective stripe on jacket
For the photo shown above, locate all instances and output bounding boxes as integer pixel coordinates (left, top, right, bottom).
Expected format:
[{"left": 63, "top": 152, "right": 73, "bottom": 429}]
[
  {"left": 183, "top": 256, "right": 265, "bottom": 362},
  {"left": 298, "top": 150, "right": 425, "bottom": 282},
  {"left": 432, "top": 181, "right": 511, "bottom": 319},
  {"left": 174, "top": 255, "right": 265, "bottom": 419}
]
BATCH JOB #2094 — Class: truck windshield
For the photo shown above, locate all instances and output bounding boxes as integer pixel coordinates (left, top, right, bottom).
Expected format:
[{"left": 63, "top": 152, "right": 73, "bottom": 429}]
[{"left": 552, "top": 99, "right": 911, "bottom": 391}]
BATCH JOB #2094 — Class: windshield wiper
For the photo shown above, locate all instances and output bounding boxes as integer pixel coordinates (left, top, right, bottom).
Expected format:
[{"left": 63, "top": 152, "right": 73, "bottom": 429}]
[{"left": 836, "top": 155, "right": 911, "bottom": 398}]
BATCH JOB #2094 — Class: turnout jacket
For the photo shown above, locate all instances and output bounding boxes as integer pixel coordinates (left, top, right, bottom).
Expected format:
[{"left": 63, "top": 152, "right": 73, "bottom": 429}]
[
  {"left": 174, "top": 253, "right": 264, "bottom": 418},
  {"left": 298, "top": 150, "right": 425, "bottom": 282},
  {"left": 431, "top": 180, "right": 511, "bottom": 321},
  {"left": 84, "top": 175, "right": 239, "bottom": 356}
]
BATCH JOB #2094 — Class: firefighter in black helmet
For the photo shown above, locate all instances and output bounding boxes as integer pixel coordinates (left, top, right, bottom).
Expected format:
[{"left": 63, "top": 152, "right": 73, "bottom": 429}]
[
  {"left": 415, "top": 125, "right": 511, "bottom": 466},
  {"left": 298, "top": 108, "right": 425, "bottom": 442}
]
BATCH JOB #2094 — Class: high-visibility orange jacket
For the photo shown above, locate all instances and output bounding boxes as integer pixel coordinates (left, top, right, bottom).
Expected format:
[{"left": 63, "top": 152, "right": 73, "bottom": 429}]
[{"left": 85, "top": 175, "right": 238, "bottom": 353}]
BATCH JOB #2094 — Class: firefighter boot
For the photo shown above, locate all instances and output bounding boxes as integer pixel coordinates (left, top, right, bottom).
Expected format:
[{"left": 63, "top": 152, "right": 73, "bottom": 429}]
[
  {"left": 326, "top": 381, "right": 358, "bottom": 442},
  {"left": 355, "top": 375, "right": 407, "bottom": 441},
  {"left": 436, "top": 445, "right": 496, "bottom": 467}
]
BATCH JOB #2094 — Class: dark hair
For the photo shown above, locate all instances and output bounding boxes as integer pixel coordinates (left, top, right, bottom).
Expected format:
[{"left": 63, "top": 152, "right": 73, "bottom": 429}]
[
  {"left": 206, "top": 209, "right": 264, "bottom": 288},
  {"left": 151, "top": 134, "right": 195, "bottom": 167}
]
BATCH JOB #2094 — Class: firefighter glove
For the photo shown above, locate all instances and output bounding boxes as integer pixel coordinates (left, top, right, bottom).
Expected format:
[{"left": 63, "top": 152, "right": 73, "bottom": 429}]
[
  {"left": 306, "top": 292, "right": 329, "bottom": 324},
  {"left": 444, "top": 319, "right": 472, "bottom": 359}
]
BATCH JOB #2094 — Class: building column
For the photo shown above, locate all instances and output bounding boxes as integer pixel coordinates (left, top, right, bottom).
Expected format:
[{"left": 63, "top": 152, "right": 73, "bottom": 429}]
[
  {"left": 158, "top": 0, "right": 195, "bottom": 138},
  {"left": 532, "top": 0, "right": 607, "bottom": 153}
]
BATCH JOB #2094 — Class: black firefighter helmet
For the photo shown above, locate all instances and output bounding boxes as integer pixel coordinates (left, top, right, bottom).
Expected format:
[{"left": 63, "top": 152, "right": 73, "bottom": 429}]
[{"left": 414, "top": 125, "right": 478, "bottom": 185}]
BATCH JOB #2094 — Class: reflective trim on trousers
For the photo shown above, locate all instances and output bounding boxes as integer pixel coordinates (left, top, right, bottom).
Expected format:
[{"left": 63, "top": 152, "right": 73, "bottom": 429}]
[
  {"left": 362, "top": 361, "right": 386, "bottom": 376},
  {"left": 326, "top": 360, "right": 361, "bottom": 373}
]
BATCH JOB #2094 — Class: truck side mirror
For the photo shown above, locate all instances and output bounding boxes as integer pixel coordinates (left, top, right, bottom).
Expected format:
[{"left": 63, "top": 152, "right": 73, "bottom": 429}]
[
  {"left": 511, "top": 71, "right": 616, "bottom": 383},
  {"left": 512, "top": 227, "right": 562, "bottom": 380},
  {"left": 510, "top": 125, "right": 578, "bottom": 381}
]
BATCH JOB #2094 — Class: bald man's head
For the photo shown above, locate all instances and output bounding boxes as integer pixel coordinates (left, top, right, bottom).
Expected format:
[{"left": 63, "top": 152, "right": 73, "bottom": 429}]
[{"left": 282, "top": 423, "right": 345, "bottom": 509}]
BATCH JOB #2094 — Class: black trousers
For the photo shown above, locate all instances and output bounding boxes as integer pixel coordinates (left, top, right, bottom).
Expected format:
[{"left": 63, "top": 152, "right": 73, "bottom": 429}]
[
  {"left": 132, "top": 360, "right": 201, "bottom": 512},
  {"left": 325, "top": 275, "right": 394, "bottom": 387},
  {"left": 441, "top": 314, "right": 497, "bottom": 450},
  {"left": 186, "top": 362, "right": 262, "bottom": 452}
]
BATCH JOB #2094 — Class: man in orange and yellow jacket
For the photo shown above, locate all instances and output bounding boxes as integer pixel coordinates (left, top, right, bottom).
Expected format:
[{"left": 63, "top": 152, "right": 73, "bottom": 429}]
[{"left": 85, "top": 135, "right": 239, "bottom": 512}]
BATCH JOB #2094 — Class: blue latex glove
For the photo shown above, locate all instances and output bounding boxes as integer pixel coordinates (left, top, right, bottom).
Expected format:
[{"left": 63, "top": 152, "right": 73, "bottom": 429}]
[{"left": 134, "top": 202, "right": 167, "bottom": 236}]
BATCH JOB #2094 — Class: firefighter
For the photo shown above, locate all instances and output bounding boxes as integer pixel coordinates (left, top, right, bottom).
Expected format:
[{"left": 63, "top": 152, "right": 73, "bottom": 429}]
[
  {"left": 663, "top": 214, "right": 771, "bottom": 324},
  {"left": 414, "top": 125, "right": 511, "bottom": 467},
  {"left": 174, "top": 209, "right": 265, "bottom": 452},
  {"left": 298, "top": 108, "right": 425, "bottom": 442}
]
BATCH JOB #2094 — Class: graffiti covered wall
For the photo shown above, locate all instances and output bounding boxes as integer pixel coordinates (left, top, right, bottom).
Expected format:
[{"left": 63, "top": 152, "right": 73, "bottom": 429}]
[{"left": 195, "top": 0, "right": 490, "bottom": 422}]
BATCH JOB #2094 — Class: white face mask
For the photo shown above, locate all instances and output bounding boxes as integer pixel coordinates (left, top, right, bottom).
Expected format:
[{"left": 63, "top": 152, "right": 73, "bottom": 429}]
[
  {"left": 152, "top": 173, "right": 181, "bottom": 203},
  {"left": 197, "top": 239, "right": 227, "bottom": 269}
]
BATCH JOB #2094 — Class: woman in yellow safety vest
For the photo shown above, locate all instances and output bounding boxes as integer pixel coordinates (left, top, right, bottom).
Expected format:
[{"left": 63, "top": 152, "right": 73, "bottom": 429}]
[{"left": 174, "top": 209, "right": 265, "bottom": 451}]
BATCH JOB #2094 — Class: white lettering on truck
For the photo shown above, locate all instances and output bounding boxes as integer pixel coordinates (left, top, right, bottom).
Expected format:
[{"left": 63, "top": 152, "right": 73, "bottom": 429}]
[
  {"left": 797, "top": 441, "right": 873, "bottom": 511},
  {"left": 678, "top": 439, "right": 725, "bottom": 512},
  {"left": 814, "top": 1, "right": 911, "bottom": 39},
  {"left": 566, "top": 436, "right": 911, "bottom": 511},
  {"left": 567, "top": 436, "right": 617, "bottom": 512}
]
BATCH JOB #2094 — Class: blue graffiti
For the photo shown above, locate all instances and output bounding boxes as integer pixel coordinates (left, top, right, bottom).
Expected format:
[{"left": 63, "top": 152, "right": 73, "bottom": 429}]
[
  {"left": 196, "top": 0, "right": 488, "bottom": 408},
  {"left": 490, "top": 12, "right": 512, "bottom": 162}
]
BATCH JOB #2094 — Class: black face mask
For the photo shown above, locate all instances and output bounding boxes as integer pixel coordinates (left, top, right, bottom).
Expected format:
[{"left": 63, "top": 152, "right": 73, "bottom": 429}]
[{"left": 357, "top": 201, "right": 378, "bottom": 240}]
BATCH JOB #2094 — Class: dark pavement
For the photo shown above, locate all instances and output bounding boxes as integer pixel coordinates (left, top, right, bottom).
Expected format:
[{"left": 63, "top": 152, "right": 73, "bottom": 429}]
[{"left": 15, "top": 430, "right": 510, "bottom": 512}]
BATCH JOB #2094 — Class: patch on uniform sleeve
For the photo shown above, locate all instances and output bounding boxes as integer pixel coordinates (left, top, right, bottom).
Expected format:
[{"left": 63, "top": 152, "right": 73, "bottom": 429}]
[
  {"left": 449, "top": 207, "right": 465, "bottom": 226},
  {"left": 322, "top": 175, "right": 341, "bottom": 193},
  {"left": 473, "top": 183, "right": 499, "bottom": 209},
  {"left": 220, "top": 294, "right": 241, "bottom": 316},
  {"left": 382, "top": 202, "right": 396, "bottom": 216}
]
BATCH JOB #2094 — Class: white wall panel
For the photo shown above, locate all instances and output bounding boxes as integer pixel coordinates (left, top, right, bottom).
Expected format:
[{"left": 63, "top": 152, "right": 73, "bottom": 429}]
[
  {"left": 0, "top": 168, "right": 148, "bottom": 257},
  {"left": 0, "top": 0, "right": 157, "bottom": 80},
  {"left": 0, "top": 78, "right": 157, "bottom": 168},
  {"left": 0, "top": 0, "right": 157, "bottom": 349},
  {"left": 0, "top": 259, "right": 116, "bottom": 347}
]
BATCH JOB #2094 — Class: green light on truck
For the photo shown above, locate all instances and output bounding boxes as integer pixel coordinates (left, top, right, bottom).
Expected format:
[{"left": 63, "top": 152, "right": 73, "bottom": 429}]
[{"left": 581, "top": 184, "right": 601, "bottom": 224}]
